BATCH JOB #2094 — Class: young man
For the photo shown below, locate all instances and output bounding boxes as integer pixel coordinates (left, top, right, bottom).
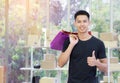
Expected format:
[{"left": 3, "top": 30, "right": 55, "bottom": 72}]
[{"left": 58, "top": 10, "right": 108, "bottom": 83}]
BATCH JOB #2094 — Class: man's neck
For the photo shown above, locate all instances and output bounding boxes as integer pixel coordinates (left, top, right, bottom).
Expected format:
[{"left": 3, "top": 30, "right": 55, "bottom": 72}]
[{"left": 78, "top": 32, "right": 92, "bottom": 41}]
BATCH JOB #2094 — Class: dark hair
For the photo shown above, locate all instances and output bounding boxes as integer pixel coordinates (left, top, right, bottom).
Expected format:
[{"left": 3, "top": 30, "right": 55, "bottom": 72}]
[{"left": 74, "top": 10, "right": 90, "bottom": 20}]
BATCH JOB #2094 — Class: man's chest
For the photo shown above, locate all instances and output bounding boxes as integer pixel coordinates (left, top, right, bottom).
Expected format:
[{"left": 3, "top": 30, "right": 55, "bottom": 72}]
[{"left": 70, "top": 42, "right": 99, "bottom": 59}]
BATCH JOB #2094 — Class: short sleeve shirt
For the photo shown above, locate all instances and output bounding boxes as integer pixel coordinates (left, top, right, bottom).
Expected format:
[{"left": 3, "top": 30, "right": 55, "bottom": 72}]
[{"left": 62, "top": 36, "right": 106, "bottom": 83}]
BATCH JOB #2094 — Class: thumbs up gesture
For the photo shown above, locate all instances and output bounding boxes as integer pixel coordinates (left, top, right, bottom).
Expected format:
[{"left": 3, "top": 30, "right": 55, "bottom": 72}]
[{"left": 87, "top": 50, "right": 97, "bottom": 67}]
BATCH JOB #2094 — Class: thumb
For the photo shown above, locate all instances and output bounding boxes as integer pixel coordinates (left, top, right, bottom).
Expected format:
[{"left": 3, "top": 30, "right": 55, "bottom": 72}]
[{"left": 92, "top": 50, "right": 95, "bottom": 58}]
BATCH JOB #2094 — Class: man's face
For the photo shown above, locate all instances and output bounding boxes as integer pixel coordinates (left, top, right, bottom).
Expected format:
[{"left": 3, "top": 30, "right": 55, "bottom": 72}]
[{"left": 74, "top": 15, "right": 90, "bottom": 33}]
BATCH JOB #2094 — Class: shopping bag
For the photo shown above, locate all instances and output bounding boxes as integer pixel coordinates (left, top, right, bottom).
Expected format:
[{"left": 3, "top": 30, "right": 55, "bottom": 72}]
[{"left": 50, "top": 30, "right": 77, "bottom": 51}]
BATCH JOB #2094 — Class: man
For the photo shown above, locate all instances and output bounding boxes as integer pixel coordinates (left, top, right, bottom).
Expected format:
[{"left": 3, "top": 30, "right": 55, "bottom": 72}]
[{"left": 58, "top": 10, "right": 108, "bottom": 83}]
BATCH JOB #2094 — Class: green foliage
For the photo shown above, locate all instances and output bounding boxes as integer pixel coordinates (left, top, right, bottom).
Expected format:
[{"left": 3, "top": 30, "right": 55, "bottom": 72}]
[
  {"left": 91, "top": 0, "right": 110, "bottom": 32},
  {"left": 12, "top": 54, "right": 19, "bottom": 61},
  {"left": 61, "top": 71, "right": 68, "bottom": 83},
  {"left": 112, "top": 71, "right": 120, "bottom": 83},
  {"left": 92, "top": 18, "right": 109, "bottom": 33},
  {"left": 17, "top": 74, "right": 24, "bottom": 81},
  {"left": 11, "top": 61, "right": 19, "bottom": 69},
  {"left": 49, "top": 70, "right": 57, "bottom": 77},
  {"left": 112, "top": 49, "right": 120, "bottom": 62},
  {"left": 113, "top": 20, "right": 120, "bottom": 34}
]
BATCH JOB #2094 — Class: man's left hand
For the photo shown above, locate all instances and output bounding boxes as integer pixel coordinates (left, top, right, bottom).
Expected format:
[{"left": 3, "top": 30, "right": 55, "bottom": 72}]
[{"left": 87, "top": 50, "right": 97, "bottom": 67}]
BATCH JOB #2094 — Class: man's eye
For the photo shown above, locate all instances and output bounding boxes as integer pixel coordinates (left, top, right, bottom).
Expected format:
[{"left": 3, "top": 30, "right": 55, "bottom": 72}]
[
  {"left": 77, "top": 21, "right": 81, "bottom": 23},
  {"left": 83, "top": 20, "right": 87, "bottom": 23}
]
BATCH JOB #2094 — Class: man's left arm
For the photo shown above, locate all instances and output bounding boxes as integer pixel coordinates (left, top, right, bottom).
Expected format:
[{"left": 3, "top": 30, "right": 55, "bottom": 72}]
[
  {"left": 96, "top": 58, "right": 108, "bottom": 73},
  {"left": 87, "top": 51, "right": 108, "bottom": 73}
]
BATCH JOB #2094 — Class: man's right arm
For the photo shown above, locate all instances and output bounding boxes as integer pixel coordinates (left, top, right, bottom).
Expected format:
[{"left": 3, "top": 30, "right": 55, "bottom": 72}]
[
  {"left": 58, "top": 35, "right": 79, "bottom": 67},
  {"left": 58, "top": 44, "right": 74, "bottom": 67}
]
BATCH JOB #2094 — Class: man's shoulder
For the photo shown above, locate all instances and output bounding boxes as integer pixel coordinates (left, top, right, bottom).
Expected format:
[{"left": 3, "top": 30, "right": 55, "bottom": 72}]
[
  {"left": 92, "top": 36, "right": 103, "bottom": 43},
  {"left": 64, "top": 38, "right": 70, "bottom": 43},
  {"left": 92, "top": 36, "right": 106, "bottom": 49}
]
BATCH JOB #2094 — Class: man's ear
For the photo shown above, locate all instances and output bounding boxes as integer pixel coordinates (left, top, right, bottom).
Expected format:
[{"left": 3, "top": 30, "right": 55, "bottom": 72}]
[
  {"left": 88, "top": 20, "right": 91, "bottom": 25},
  {"left": 74, "top": 21, "right": 76, "bottom": 27}
]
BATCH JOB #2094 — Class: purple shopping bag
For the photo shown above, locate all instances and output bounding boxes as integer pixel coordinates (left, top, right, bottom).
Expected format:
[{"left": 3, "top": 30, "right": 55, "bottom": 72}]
[
  {"left": 50, "top": 30, "right": 78, "bottom": 51},
  {"left": 50, "top": 30, "right": 69, "bottom": 51}
]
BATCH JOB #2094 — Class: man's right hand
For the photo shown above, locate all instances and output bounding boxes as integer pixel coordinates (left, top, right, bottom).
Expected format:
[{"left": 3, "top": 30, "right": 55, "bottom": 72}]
[{"left": 69, "top": 34, "right": 79, "bottom": 46}]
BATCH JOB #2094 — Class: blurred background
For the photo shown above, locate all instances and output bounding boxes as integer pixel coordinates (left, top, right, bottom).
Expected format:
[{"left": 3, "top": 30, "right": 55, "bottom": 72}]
[{"left": 0, "top": 0, "right": 120, "bottom": 83}]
